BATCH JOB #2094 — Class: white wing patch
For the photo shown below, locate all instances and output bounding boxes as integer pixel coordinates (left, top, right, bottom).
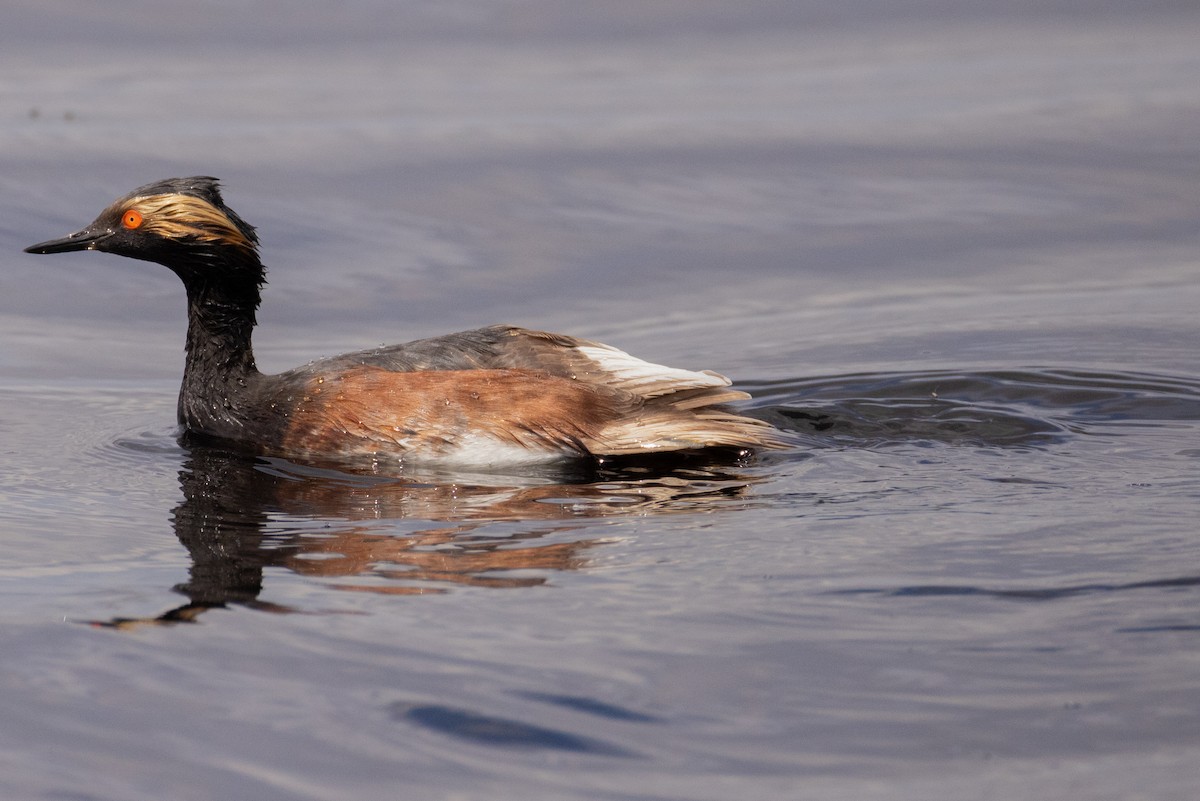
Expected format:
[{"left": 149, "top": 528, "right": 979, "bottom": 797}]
[{"left": 576, "top": 344, "right": 731, "bottom": 398}]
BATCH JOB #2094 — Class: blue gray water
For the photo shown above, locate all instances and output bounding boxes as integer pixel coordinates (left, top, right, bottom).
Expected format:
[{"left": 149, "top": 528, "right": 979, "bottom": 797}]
[{"left": 2, "top": 2, "right": 1199, "bottom": 799}]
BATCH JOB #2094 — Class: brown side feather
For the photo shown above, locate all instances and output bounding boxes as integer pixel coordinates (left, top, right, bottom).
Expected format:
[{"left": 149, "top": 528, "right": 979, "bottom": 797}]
[
  {"left": 274, "top": 364, "right": 786, "bottom": 461},
  {"left": 278, "top": 367, "right": 616, "bottom": 460}
]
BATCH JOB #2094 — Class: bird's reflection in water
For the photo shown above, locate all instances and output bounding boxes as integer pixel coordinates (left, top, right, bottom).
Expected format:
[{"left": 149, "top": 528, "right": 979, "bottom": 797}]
[{"left": 95, "top": 442, "right": 762, "bottom": 629}]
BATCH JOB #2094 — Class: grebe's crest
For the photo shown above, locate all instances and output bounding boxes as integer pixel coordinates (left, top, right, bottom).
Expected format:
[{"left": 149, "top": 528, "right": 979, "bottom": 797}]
[{"left": 114, "top": 176, "right": 258, "bottom": 257}]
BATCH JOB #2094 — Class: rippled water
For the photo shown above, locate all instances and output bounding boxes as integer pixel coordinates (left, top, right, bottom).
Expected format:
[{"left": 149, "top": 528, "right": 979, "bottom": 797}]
[
  {"left": 2, "top": 2, "right": 1200, "bottom": 799},
  {"left": 3, "top": 360, "right": 1198, "bottom": 797}
]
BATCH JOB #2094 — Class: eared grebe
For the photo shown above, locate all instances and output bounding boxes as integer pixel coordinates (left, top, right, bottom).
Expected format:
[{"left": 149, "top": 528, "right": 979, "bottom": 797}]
[{"left": 25, "top": 177, "right": 786, "bottom": 467}]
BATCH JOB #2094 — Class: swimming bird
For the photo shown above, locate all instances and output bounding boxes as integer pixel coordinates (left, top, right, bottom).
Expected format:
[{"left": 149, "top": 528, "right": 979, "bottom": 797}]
[{"left": 25, "top": 177, "right": 785, "bottom": 467}]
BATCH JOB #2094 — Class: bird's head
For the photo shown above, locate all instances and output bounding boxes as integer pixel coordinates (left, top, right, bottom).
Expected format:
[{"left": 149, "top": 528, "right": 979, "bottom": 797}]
[{"left": 25, "top": 176, "right": 262, "bottom": 283}]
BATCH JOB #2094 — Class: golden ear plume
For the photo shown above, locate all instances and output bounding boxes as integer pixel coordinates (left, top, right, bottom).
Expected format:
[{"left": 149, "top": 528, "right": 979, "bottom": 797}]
[{"left": 125, "top": 193, "right": 257, "bottom": 256}]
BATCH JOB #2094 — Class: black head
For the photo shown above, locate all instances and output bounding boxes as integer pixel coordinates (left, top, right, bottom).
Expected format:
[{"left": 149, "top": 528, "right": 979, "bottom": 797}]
[{"left": 25, "top": 177, "right": 261, "bottom": 280}]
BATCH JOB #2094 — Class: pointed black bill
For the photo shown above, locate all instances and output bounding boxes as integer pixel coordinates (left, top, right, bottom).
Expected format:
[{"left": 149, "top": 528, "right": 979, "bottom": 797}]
[{"left": 25, "top": 225, "right": 114, "bottom": 254}]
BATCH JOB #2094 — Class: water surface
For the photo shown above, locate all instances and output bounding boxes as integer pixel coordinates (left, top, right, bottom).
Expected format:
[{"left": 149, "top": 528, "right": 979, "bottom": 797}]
[{"left": 2, "top": 2, "right": 1199, "bottom": 799}]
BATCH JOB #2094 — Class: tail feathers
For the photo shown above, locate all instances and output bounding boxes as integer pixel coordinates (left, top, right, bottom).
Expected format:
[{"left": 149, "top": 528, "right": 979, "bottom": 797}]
[
  {"left": 658, "top": 386, "right": 751, "bottom": 410},
  {"left": 524, "top": 333, "right": 789, "bottom": 456},
  {"left": 591, "top": 398, "right": 789, "bottom": 456}
]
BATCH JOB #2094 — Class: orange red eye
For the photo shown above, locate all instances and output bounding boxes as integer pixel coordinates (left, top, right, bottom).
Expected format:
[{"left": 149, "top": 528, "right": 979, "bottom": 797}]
[{"left": 122, "top": 209, "right": 144, "bottom": 229}]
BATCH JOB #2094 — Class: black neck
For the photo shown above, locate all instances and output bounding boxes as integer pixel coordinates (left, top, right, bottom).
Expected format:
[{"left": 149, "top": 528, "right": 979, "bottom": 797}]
[{"left": 176, "top": 265, "right": 264, "bottom": 435}]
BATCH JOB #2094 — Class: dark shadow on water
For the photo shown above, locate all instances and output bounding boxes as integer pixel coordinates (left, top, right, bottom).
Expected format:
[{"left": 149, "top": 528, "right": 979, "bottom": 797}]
[
  {"left": 828, "top": 574, "right": 1200, "bottom": 602},
  {"left": 389, "top": 702, "right": 639, "bottom": 757}
]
